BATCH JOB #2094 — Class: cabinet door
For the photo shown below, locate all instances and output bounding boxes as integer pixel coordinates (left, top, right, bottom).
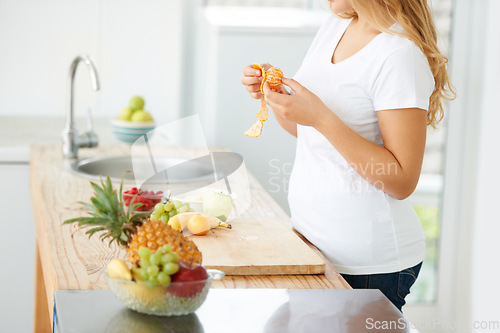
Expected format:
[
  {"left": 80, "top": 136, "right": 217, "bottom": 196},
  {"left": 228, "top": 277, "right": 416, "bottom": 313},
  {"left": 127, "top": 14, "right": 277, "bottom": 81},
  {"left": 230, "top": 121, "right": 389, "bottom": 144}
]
[{"left": 0, "top": 164, "right": 34, "bottom": 332}]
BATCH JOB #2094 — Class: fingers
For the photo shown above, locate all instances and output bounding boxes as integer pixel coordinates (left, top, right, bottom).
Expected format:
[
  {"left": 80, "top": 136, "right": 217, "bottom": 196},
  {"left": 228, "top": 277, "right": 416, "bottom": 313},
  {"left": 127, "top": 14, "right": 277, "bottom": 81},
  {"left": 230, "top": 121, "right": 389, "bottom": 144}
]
[
  {"left": 281, "top": 77, "right": 303, "bottom": 94},
  {"left": 261, "top": 63, "right": 272, "bottom": 71},
  {"left": 277, "top": 85, "right": 290, "bottom": 95},
  {"left": 241, "top": 75, "right": 261, "bottom": 86},
  {"left": 242, "top": 64, "right": 264, "bottom": 99},
  {"left": 243, "top": 65, "right": 262, "bottom": 77},
  {"left": 250, "top": 92, "right": 262, "bottom": 99},
  {"left": 247, "top": 85, "right": 263, "bottom": 99},
  {"left": 263, "top": 82, "right": 286, "bottom": 107}
]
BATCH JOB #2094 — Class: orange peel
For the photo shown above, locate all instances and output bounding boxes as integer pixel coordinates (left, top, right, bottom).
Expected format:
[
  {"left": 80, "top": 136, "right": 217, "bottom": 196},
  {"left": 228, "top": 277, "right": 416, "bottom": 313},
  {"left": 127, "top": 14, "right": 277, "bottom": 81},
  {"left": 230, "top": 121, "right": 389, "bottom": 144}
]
[
  {"left": 244, "top": 120, "right": 264, "bottom": 138},
  {"left": 245, "top": 64, "right": 284, "bottom": 138},
  {"left": 256, "top": 97, "right": 268, "bottom": 121},
  {"left": 252, "top": 64, "right": 266, "bottom": 93}
]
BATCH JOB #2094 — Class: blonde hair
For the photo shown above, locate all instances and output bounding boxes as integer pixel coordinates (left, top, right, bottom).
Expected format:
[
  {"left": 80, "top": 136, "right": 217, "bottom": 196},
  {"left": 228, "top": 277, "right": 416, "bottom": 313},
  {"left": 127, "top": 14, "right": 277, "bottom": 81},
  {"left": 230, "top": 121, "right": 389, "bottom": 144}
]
[{"left": 336, "top": 0, "right": 455, "bottom": 128}]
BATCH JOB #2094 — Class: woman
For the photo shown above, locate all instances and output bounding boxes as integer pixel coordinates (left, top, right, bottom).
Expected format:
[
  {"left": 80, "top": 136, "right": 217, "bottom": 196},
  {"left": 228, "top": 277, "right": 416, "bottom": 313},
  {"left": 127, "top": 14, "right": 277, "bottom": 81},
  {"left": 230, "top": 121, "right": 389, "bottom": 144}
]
[{"left": 241, "top": 0, "right": 454, "bottom": 311}]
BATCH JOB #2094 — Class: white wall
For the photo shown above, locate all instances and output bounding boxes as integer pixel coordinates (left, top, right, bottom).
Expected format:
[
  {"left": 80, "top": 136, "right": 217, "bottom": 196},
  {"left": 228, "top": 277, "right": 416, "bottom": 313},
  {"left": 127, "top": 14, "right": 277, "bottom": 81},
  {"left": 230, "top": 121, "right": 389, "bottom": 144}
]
[
  {"left": 438, "top": 0, "right": 500, "bottom": 332},
  {"left": 0, "top": 0, "right": 184, "bottom": 125},
  {"left": 470, "top": 0, "right": 500, "bottom": 330}
]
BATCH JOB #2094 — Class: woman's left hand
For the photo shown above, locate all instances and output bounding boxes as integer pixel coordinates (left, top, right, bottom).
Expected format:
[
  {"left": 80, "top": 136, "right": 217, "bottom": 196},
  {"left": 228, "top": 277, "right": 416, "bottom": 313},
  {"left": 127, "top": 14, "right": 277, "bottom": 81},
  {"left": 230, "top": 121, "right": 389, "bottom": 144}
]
[{"left": 263, "top": 77, "right": 330, "bottom": 128}]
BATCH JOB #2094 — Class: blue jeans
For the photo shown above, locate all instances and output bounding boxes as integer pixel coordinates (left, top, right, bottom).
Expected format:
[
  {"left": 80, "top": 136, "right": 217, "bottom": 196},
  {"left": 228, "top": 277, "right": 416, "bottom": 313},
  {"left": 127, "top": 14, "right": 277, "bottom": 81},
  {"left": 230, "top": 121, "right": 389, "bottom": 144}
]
[{"left": 340, "top": 262, "right": 422, "bottom": 312}]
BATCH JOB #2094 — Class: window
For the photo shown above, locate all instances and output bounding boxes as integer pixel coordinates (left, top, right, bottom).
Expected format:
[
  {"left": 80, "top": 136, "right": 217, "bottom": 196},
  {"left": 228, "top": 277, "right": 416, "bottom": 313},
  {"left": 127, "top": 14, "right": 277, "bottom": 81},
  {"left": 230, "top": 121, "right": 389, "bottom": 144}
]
[{"left": 408, "top": 0, "right": 454, "bottom": 304}]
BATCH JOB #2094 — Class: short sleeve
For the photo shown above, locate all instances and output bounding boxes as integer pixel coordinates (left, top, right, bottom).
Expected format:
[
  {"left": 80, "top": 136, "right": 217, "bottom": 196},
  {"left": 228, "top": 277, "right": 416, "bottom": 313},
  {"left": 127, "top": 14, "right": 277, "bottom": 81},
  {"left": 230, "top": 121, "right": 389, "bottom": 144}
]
[{"left": 370, "top": 44, "right": 435, "bottom": 111}]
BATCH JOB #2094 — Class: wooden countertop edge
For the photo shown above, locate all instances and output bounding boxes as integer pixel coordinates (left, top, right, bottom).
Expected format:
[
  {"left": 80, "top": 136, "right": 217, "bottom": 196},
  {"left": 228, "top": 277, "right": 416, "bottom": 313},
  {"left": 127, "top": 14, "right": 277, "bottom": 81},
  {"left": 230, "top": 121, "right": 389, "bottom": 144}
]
[
  {"left": 294, "top": 230, "right": 351, "bottom": 289},
  {"left": 30, "top": 155, "right": 55, "bottom": 327}
]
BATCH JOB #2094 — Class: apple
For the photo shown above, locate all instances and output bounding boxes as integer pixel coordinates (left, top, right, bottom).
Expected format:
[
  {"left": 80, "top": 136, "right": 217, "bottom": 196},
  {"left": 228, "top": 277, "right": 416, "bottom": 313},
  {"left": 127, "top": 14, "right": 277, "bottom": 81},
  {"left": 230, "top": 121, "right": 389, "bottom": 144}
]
[
  {"left": 130, "top": 110, "right": 153, "bottom": 122},
  {"left": 203, "top": 192, "right": 232, "bottom": 222},
  {"left": 169, "top": 262, "right": 209, "bottom": 298},
  {"left": 129, "top": 95, "right": 145, "bottom": 112}
]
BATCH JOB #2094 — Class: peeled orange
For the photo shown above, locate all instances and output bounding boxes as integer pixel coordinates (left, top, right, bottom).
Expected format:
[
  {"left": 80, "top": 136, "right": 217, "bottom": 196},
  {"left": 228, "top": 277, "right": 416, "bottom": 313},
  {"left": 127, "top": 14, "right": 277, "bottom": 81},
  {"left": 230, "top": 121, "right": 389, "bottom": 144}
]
[
  {"left": 245, "top": 64, "right": 283, "bottom": 138},
  {"left": 265, "top": 67, "right": 283, "bottom": 91}
]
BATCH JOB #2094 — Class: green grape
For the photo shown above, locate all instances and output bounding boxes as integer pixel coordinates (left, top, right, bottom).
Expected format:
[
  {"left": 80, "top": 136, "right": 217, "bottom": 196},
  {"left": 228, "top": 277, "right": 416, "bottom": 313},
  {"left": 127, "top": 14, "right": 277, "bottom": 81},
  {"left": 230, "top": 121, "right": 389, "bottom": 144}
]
[
  {"left": 160, "top": 245, "right": 172, "bottom": 254},
  {"left": 163, "top": 262, "right": 179, "bottom": 275},
  {"left": 160, "top": 213, "right": 169, "bottom": 224},
  {"left": 151, "top": 211, "right": 162, "bottom": 220},
  {"left": 139, "top": 268, "right": 148, "bottom": 281},
  {"left": 146, "top": 278, "right": 157, "bottom": 288},
  {"left": 162, "top": 252, "right": 179, "bottom": 263},
  {"left": 157, "top": 272, "right": 171, "bottom": 285},
  {"left": 184, "top": 203, "right": 191, "bottom": 209},
  {"left": 139, "top": 258, "right": 150, "bottom": 268},
  {"left": 150, "top": 252, "right": 161, "bottom": 266},
  {"left": 147, "top": 265, "right": 160, "bottom": 277},
  {"left": 168, "top": 210, "right": 177, "bottom": 218},
  {"left": 160, "top": 254, "right": 170, "bottom": 265},
  {"left": 164, "top": 203, "right": 174, "bottom": 212},
  {"left": 154, "top": 203, "right": 165, "bottom": 213},
  {"left": 170, "top": 252, "right": 180, "bottom": 263},
  {"left": 138, "top": 247, "right": 151, "bottom": 260},
  {"left": 173, "top": 200, "right": 182, "bottom": 210},
  {"left": 177, "top": 206, "right": 189, "bottom": 214}
]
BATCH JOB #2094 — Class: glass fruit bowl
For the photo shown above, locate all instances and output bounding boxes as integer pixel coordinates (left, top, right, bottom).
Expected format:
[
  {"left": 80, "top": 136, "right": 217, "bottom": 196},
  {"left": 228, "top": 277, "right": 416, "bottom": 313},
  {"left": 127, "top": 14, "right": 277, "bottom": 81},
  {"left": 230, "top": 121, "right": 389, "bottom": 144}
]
[{"left": 105, "top": 269, "right": 224, "bottom": 316}]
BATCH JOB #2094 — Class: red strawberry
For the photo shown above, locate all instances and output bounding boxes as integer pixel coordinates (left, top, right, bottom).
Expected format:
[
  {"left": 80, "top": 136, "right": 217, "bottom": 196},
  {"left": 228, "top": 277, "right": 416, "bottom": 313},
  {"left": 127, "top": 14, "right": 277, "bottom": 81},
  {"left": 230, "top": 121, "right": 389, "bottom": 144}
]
[{"left": 169, "top": 262, "right": 209, "bottom": 298}]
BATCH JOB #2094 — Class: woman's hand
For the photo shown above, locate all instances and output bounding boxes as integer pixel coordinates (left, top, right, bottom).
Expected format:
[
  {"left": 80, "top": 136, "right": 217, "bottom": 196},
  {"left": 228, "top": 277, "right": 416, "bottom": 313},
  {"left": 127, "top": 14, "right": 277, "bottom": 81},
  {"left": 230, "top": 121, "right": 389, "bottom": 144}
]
[
  {"left": 263, "top": 77, "right": 330, "bottom": 128},
  {"left": 241, "top": 63, "right": 289, "bottom": 99}
]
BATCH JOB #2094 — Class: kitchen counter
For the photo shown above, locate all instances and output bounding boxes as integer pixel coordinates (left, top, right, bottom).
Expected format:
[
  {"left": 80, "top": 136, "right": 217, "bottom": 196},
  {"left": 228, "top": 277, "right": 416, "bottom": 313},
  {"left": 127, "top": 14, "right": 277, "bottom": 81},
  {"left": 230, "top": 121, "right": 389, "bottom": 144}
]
[{"left": 30, "top": 144, "right": 350, "bottom": 332}]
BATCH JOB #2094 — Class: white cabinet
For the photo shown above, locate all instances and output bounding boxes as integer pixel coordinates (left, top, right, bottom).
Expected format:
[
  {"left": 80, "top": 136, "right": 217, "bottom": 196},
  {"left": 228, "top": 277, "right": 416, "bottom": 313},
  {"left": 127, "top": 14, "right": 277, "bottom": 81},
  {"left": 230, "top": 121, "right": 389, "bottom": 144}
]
[{"left": 0, "top": 163, "right": 35, "bottom": 332}]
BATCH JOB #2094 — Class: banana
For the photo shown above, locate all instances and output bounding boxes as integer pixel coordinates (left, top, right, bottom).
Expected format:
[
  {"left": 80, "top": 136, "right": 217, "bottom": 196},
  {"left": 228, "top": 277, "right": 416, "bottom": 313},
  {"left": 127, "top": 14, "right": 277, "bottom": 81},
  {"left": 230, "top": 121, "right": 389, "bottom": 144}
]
[
  {"left": 168, "top": 212, "right": 231, "bottom": 232},
  {"left": 107, "top": 258, "right": 133, "bottom": 281}
]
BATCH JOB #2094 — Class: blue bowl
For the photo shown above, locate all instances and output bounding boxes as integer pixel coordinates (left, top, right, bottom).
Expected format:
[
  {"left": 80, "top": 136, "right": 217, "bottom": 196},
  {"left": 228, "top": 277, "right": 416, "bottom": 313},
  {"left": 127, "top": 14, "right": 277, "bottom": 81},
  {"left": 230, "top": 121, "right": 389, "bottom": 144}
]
[{"left": 111, "top": 119, "right": 155, "bottom": 144}]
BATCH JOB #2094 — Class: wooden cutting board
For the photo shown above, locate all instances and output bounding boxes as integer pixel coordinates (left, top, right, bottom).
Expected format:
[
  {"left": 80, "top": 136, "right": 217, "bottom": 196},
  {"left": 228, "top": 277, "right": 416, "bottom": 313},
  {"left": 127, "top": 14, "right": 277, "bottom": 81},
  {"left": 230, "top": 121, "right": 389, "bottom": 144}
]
[{"left": 189, "top": 218, "right": 326, "bottom": 276}]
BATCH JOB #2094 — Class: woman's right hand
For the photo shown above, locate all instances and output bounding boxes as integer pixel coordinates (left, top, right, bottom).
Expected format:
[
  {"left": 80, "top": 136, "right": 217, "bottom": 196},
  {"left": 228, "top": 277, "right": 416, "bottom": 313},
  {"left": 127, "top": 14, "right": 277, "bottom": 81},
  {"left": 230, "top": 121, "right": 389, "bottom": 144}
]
[{"left": 241, "top": 63, "right": 272, "bottom": 99}]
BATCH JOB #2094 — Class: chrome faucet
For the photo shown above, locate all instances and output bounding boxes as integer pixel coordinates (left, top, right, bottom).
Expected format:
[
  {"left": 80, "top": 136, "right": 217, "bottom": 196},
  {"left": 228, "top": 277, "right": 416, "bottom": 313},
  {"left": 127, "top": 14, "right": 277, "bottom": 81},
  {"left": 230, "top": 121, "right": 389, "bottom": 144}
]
[{"left": 62, "top": 54, "right": 100, "bottom": 158}]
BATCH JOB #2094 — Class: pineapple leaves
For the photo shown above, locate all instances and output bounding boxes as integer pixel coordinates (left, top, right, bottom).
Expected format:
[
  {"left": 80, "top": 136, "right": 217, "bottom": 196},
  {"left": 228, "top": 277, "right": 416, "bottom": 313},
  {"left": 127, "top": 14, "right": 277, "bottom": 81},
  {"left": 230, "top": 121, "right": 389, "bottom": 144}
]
[
  {"left": 85, "top": 227, "right": 106, "bottom": 237},
  {"left": 62, "top": 175, "right": 146, "bottom": 248},
  {"left": 127, "top": 198, "right": 144, "bottom": 216},
  {"left": 119, "top": 173, "right": 125, "bottom": 206},
  {"left": 130, "top": 213, "right": 148, "bottom": 223}
]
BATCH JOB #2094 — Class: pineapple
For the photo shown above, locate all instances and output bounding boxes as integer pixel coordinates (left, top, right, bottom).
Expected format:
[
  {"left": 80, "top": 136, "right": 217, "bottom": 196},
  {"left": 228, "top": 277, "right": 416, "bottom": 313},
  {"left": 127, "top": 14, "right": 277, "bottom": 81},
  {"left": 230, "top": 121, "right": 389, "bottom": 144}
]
[
  {"left": 127, "top": 219, "right": 202, "bottom": 265},
  {"left": 64, "top": 176, "right": 202, "bottom": 266}
]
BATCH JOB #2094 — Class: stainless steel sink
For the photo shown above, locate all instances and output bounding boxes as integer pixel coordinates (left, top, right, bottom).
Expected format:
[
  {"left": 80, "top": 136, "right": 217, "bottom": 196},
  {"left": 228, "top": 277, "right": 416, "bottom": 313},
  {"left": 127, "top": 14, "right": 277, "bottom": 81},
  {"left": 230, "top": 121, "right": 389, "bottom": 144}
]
[
  {"left": 70, "top": 155, "right": 215, "bottom": 185},
  {"left": 69, "top": 152, "right": 244, "bottom": 187}
]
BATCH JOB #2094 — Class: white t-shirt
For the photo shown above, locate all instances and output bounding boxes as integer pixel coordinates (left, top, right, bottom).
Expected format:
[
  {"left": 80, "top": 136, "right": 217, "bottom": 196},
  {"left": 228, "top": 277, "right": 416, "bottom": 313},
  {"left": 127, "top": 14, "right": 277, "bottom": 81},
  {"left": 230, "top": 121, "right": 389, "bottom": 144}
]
[{"left": 288, "top": 16, "right": 434, "bottom": 275}]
